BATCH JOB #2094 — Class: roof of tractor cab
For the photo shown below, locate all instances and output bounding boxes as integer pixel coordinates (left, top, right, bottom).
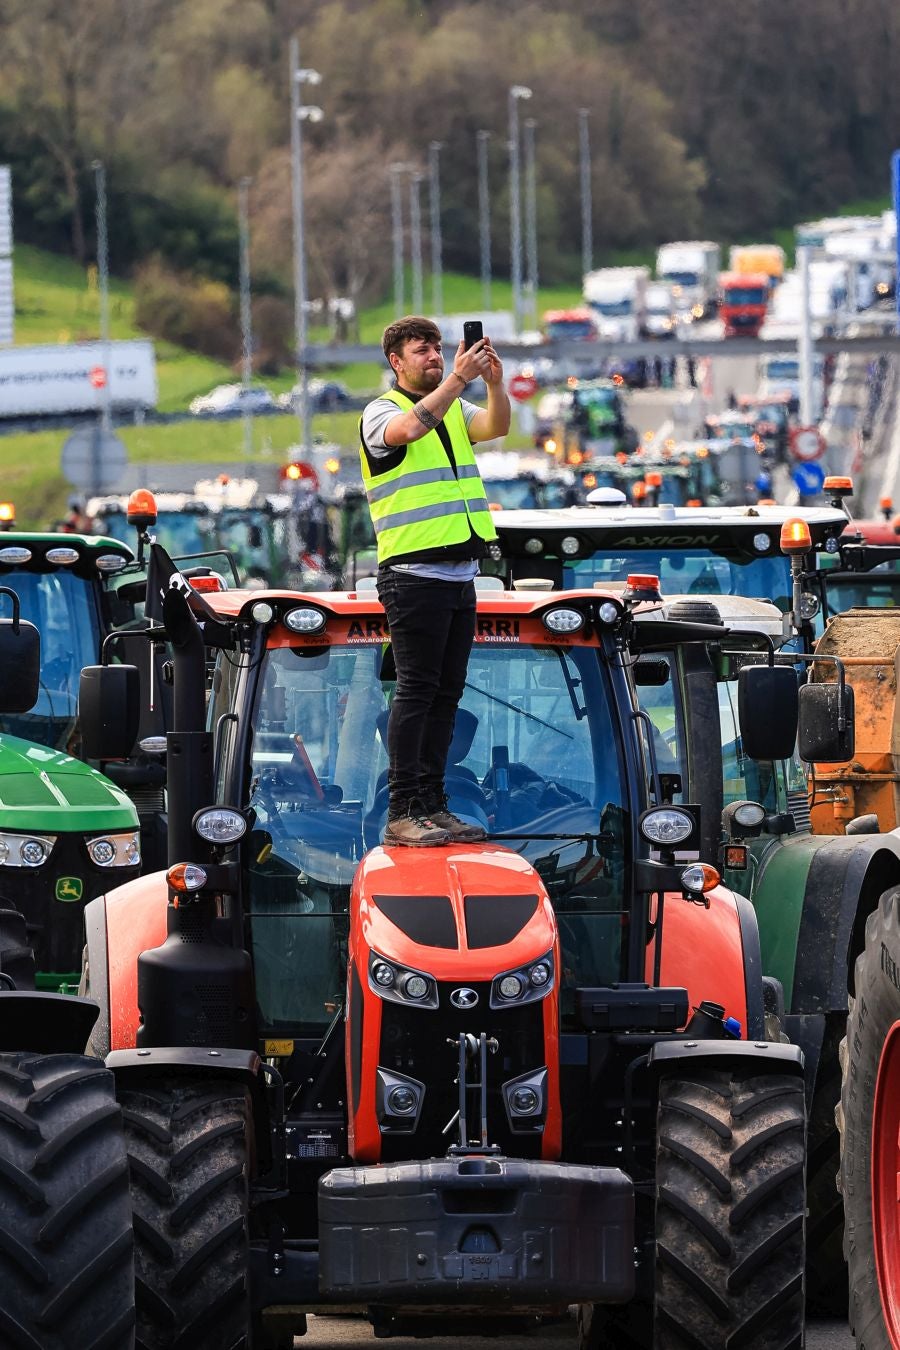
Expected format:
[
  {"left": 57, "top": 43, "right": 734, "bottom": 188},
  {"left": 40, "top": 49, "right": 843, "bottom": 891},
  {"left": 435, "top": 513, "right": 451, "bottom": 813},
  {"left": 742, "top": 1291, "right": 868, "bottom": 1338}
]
[
  {"left": 204, "top": 584, "right": 648, "bottom": 623},
  {"left": 492, "top": 503, "right": 847, "bottom": 552},
  {"left": 0, "top": 531, "right": 132, "bottom": 552},
  {"left": 0, "top": 532, "right": 134, "bottom": 578},
  {"left": 637, "top": 594, "right": 785, "bottom": 640}
]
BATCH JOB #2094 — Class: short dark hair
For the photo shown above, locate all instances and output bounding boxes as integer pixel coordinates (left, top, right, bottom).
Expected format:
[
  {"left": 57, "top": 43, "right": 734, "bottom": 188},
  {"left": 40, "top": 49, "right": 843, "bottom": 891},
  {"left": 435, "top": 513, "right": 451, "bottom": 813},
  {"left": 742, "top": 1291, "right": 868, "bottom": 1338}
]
[{"left": 382, "top": 315, "right": 442, "bottom": 362}]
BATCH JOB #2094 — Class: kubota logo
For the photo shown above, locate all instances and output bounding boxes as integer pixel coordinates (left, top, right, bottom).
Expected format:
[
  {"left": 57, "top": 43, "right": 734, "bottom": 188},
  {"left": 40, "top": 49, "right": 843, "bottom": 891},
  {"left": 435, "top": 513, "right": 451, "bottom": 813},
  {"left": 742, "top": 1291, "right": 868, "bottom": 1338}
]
[
  {"left": 450, "top": 987, "right": 479, "bottom": 1009},
  {"left": 55, "top": 877, "right": 83, "bottom": 902}
]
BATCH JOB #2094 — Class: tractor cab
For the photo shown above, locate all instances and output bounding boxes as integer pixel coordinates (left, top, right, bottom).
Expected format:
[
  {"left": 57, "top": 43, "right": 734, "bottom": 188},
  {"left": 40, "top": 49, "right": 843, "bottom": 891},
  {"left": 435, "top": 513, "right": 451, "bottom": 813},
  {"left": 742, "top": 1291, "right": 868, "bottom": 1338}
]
[{"left": 490, "top": 501, "right": 847, "bottom": 645}]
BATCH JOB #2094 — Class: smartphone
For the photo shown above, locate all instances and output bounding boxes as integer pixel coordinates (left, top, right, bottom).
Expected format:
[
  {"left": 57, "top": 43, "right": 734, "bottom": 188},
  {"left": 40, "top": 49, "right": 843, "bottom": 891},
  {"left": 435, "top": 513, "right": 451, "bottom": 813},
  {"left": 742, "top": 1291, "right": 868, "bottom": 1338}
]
[{"left": 463, "top": 320, "right": 484, "bottom": 351}]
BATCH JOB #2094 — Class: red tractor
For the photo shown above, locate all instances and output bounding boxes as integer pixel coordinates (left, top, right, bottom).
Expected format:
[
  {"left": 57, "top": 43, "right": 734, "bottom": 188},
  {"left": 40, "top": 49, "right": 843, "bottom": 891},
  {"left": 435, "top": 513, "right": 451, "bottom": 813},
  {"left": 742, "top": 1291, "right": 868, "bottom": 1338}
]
[{"left": 72, "top": 528, "right": 808, "bottom": 1348}]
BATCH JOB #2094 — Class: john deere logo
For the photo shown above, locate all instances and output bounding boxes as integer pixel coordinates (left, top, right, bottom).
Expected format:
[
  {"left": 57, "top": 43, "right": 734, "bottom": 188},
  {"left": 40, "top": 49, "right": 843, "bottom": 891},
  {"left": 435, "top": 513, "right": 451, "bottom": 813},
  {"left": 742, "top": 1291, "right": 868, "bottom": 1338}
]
[{"left": 55, "top": 877, "right": 83, "bottom": 902}]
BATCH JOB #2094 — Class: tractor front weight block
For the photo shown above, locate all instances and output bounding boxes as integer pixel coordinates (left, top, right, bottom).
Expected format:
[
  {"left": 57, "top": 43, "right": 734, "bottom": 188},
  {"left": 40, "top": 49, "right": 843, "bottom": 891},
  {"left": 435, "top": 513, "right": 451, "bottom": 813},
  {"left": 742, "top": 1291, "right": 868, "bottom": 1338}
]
[{"left": 318, "top": 1156, "right": 633, "bottom": 1305}]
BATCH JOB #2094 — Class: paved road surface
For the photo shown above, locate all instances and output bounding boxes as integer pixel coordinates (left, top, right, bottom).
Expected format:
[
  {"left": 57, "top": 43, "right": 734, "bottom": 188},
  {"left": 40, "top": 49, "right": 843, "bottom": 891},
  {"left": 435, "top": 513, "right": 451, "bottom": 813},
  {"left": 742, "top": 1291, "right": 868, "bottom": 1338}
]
[{"left": 297, "top": 1314, "right": 853, "bottom": 1346}]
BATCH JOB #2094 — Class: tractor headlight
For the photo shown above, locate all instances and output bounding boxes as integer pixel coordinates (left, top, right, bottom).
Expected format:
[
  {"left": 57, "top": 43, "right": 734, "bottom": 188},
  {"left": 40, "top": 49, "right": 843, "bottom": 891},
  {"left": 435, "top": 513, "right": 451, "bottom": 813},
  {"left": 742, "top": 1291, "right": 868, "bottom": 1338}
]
[
  {"left": 542, "top": 606, "right": 585, "bottom": 635},
  {"left": 490, "top": 951, "right": 555, "bottom": 1009},
  {"left": 87, "top": 839, "right": 115, "bottom": 866},
  {"left": 86, "top": 831, "right": 141, "bottom": 868},
  {"left": 193, "top": 808, "right": 247, "bottom": 845},
  {"left": 640, "top": 807, "right": 695, "bottom": 847},
  {"left": 95, "top": 553, "right": 128, "bottom": 573},
  {"left": 376, "top": 1068, "right": 425, "bottom": 1132},
  {"left": 367, "top": 952, "right": 438, "bottom": 1009},
  {"left": 502, "top": 1068, "right": 548, "bottom": 1132},
  {"left": 284, "top": 606, "right": 327, "bottom": 634},
  {"left": 0, "top": 833, "right": 57, "bottom": 867}
]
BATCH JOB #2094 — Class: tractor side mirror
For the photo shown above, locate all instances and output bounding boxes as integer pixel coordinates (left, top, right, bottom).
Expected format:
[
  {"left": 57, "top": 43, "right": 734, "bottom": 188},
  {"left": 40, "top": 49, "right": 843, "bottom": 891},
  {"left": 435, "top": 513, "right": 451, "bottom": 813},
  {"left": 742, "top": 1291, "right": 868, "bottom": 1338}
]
[
  {"left": 798, "top": 682, "right": 855, "bottom": 763},
  {"left": 737, "top": 664, "right": 799, "bottom": 761},
  {"left": 79, "top": 665, "right": 141, "bottom": 759},
  {"left": 0, "top": 618, "right": 40, "bottom": 712}
]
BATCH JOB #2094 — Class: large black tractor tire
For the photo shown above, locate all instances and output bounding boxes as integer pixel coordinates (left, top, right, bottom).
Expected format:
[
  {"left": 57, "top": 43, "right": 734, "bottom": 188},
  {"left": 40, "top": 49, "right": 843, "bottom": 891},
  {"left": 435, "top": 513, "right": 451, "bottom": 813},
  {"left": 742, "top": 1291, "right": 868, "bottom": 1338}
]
[
  {"left": 118, "top": 1076, "right": 254, "bottom": 1350},
  {"left": 0, "top": 1051, "right": 134, "bottom": 1349},
  {"left": 838, "top": 886, "right": 900, "bottom": 1350},
  {"left": 0, "top": 905, "right": 35, "bottom": 990},
  {"left": 805, "top": 1014, "right": 848, "bottom": 1316},
  {"left": 578, "top": 1067, "right": 806, "bottom": 1349}
]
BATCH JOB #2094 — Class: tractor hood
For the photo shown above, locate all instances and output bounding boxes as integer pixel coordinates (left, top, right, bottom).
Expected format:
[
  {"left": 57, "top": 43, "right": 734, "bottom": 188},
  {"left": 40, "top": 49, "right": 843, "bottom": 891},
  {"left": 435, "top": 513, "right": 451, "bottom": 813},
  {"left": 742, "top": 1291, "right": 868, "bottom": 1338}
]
[{"left": 0, "top": 735, "right": 138, "bottom": 833}]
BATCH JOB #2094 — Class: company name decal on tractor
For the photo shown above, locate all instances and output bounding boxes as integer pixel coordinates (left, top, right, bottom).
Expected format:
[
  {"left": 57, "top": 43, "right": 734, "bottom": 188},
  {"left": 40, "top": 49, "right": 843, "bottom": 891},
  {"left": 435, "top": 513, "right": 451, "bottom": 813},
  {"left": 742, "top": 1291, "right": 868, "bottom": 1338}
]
[
  {"left": 283, "top": 614, "right": 599, "bottom": 649},
  {"left": 477, "top": 618, "right": 521, "bottom": 643},
  {"left": 612, "top": 533, "right": 723, "bottom": 547},
  {"left": 55, "top": 877, "right": 83, "bottom": 902},
  {"left": 347, "top": 618, "right": 388, "bottom": 642}
]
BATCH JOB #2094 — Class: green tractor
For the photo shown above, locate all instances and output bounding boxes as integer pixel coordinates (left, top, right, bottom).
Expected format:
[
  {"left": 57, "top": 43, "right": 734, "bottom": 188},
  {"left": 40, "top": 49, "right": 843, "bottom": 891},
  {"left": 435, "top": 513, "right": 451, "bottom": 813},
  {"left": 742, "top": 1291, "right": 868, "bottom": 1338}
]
[
  {"left": 0, "top": 590, "right": 135, "bottom": 1347},
  {"left": 0, "top": 531, "right": 144, "bottom": 989}
]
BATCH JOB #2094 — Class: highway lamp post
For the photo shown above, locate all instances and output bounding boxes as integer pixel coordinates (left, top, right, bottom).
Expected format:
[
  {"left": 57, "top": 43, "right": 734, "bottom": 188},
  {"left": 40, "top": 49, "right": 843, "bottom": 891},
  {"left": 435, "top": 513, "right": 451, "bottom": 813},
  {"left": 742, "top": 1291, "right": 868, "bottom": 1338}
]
[
  {"left": 390, "top": 161, "right": 413, "bottom": 314},
  {"left": 798, "top": 244, "right": 815, "bottom": 425},
  {"left": 91, "top": 160, "right": 112, "bottom": 498},
  {"left": 237, "top": 176, "right": 253, "bottom": 457},
  {"left": 579, "top": 108, "right": 593, "bottom": 278},
  {"left": 410, "top": 171, "right": 424, "bottom": 314},
  {"left": 508, "top": 84, "right": 532, "bottom": 337},
  {"left": 289, "top": 38, "right": 323, "bottom": 454},
  {"left": 91, "top": 161, "right": 112, "bottom": 437},
  {"left": 523, "top": 117, "right": 538, "bottom": 330},
  {"left": 477, "top": 130, "right": 492, "bottom": 310},
  {"left": 429, "top": 141, "right": 443, "bottom": 317}
]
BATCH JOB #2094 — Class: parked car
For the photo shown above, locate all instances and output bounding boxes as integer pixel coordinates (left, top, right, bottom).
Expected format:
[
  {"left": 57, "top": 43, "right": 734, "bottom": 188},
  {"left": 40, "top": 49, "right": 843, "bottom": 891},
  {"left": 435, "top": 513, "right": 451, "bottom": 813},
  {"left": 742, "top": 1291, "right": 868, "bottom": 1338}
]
[
  {"left": 277, "top": 379, "right": 354, "bottom": 413},
  {"left": 189, "top": 383, "right": 277, "bottom": 415}
]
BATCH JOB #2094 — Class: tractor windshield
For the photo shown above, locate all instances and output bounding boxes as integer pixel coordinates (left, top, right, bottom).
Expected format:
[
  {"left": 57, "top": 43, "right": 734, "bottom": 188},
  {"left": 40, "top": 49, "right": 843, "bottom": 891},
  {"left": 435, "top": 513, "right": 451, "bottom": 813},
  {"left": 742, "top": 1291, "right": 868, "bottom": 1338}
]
[
  {"left": 482, "top": 479, "right": 541, "bottom": 510},
  {"left": 637, "top": 647, "right": 809, "bottom": 821},
  {"left": 822, "top": 568, "right": 900, "bottom": 624},
  {"left": 93, "top": 507, "right": 215, "bottom": 558},
  {"left": 0, "top": 569, "right": 101, "bottom": 752},
  {"left": 240, "top": 639, "right": 632, "bottom": 1035},
  {"left": 564, "top": 548, "right": 793, "bottom": 608}
]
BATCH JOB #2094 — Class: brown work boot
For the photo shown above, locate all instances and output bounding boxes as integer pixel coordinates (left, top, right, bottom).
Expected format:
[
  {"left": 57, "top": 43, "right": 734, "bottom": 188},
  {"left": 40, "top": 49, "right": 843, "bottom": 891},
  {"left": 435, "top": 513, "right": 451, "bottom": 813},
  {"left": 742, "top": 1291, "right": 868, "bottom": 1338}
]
[
  {"left": 383, "top": 808, "right": 450, "bottom": 848},
  {"left": 422, "top": 794, "right": 487, "bottom": 843}
]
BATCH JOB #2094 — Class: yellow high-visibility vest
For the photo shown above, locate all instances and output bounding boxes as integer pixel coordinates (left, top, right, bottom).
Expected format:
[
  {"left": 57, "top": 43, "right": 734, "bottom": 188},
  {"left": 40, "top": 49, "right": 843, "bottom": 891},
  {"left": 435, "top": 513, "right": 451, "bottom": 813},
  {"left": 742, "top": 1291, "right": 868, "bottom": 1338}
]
[{"left": 359, "top": 389, "right": 497, "bottom": 564}]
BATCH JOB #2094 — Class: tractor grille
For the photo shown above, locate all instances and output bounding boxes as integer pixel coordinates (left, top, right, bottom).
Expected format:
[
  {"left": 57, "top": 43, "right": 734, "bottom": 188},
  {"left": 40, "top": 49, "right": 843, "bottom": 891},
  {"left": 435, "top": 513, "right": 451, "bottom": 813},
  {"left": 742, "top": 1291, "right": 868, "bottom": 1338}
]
[
  {"left": 8, "top": 834, "right": 136, "bottom": 978},
  {"left": 379, "top": 982, "right": 546, "bottom": 1162},
  {"left": 126, "top": 784, "right": 166, "bottom": 815},
  {"left": 787, "top": 790, "right": 811, "bottom": 833}
]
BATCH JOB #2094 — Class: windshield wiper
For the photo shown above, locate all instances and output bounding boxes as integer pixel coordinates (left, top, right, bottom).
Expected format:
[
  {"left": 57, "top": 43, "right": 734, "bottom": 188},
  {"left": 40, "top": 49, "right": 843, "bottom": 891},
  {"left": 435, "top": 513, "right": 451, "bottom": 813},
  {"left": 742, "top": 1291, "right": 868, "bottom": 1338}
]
[{"left": 463, "top": 681, "right": 574, "bottom": 739}]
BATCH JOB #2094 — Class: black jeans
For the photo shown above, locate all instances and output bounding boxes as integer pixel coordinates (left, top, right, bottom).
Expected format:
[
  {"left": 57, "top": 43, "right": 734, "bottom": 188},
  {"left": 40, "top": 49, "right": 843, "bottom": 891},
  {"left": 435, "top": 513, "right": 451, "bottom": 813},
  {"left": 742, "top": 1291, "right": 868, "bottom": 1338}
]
[{"left": 376, "top": 567, "right": 477, "bottom": 815}]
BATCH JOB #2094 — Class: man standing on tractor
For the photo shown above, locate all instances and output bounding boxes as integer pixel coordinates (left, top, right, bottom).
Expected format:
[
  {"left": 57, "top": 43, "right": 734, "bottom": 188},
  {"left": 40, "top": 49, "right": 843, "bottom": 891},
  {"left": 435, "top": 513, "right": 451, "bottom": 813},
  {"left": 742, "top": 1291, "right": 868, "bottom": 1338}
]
[{"left": 360, "top": 315, "right": 510, "bottom": 847}]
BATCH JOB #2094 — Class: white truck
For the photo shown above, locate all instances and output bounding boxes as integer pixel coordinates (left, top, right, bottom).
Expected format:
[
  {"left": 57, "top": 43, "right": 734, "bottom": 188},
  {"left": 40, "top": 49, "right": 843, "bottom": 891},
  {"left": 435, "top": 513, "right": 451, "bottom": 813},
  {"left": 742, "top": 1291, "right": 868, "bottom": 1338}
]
[
  {"left": 0, "top": 340, "right": 157, "bottom": 418},
  {"left": 655, "top": 241, "right": 721, "bottom": 318},
  {"left": 642, "top": 282, "right": 678, "bottom": 337},
  {"left": 582, "top": 266, "right": 649, "bottom": 342}
]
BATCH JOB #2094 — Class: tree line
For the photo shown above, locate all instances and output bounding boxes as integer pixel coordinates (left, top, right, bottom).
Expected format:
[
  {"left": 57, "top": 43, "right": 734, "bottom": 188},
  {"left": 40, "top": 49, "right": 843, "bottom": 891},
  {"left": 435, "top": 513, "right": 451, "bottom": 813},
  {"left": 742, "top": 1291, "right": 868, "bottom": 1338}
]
[{"left": 1, "top": 0, "right": 897, "bottom": 360}]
